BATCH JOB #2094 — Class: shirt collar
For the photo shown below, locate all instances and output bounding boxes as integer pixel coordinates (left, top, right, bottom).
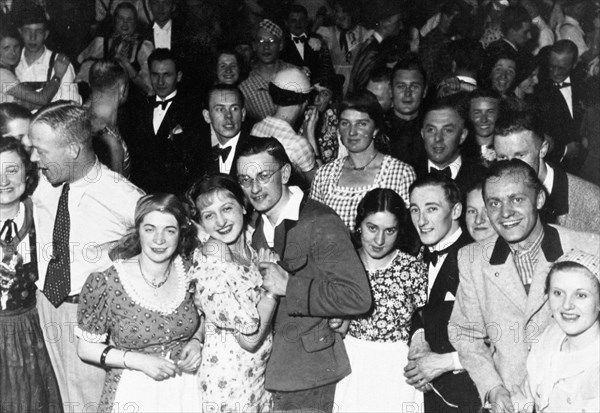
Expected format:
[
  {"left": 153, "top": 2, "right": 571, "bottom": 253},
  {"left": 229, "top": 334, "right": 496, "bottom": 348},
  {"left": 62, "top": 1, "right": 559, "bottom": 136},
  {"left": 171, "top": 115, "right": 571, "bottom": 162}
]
[
  {"left": 503, "top": 38, "right": 518, "bottom": 51},
  {"left": 456, "top": 75, "right": 477, "bottom": 86},
  {"left": 563, "top": 16, "right": 582, "bottom": 30},
  {"left": 266, "top": 186, "right": 304, "bottom": 229},
  {"left": 430, "top": 227, "right": 462, "bottom": 252},
  {"left": 218, "top": 132, "right": 241, "bottom": 149},
  {"left": 156, "top": 90, "right": 177, "bottom": 102},
  {"left": 542, "top": 162, "right": 554, "bottom": 194},
  {"left": 0, "top": 202, "right": 25, "bottom": 227},
  {"left": 489, "top": 225, "right": 564, "bottom": 265},
  {"left": 509, "top": 226, "right": 544, "bottom": 256},
  {"left": 373, "top": 31, "right": 384, "bottom": 44},
  {"left": 153, "top": 19, "right": 172, "bottom": 31},
  {"left": 428, "top": 154, "right": 462, "bottom": 179},
  {"left": 69, "top": 158, "right": 102, "bottom": 206}
]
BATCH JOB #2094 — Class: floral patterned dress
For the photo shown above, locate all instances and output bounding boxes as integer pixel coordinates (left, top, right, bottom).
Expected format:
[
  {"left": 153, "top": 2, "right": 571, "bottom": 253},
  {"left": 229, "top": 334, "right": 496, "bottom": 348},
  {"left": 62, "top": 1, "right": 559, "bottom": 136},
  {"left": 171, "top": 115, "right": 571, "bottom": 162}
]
[
  {"left": 334, "top": 250, "right": 428, "bottom": 412},
  {"left": 190, "top": 247, "right": 273, "bottom": 412},
  {"left": 76, "top": 256, "right": 201, "bottom": 412}
]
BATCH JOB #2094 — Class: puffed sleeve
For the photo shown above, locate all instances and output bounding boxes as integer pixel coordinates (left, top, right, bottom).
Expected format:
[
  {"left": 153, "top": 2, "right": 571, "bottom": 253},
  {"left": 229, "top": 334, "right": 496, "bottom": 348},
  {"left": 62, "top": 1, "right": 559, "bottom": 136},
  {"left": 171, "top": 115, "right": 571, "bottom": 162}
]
[
  {"left": 76, "top": 268, "right": 113, "bottom": 343},
  {"left": 408, "top": 252, "right": 428, "bottom": 309}
]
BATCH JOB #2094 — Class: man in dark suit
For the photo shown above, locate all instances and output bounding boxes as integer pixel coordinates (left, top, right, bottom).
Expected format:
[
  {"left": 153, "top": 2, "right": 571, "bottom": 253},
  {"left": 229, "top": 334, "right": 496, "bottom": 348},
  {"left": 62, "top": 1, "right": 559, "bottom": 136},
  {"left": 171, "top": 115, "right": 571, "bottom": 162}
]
[
  {"left": 405, "top": 174, "right": 480, "bottom": 413},
  {"left": 280, "top": 4, "right": 334, "bottom": 84},
  {"left": 201, "top": 83, "right": 250, "bottom": 176},
  {"left": 347, "top": 0, "right": 403, "bottom": 94},
  {"left": 237, "top": 137, "right": 371, "bottom": 412},
  {"left": 486, "top": 5, "right": 533, "bottom": 55},
  {"left": 533, "top": 40, "right": 585, "bottom": 172},
  {"left": 416, "top": 96, "right": 487, "bottom": 196},
  {"left": 127, "top": 48, "right": 202, "bottom": 195}
]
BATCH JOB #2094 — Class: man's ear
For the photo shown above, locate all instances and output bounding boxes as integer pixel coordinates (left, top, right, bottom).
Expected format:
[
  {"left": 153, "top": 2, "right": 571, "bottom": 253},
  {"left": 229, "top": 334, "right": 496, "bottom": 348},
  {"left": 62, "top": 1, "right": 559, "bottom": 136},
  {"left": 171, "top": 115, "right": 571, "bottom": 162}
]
[
  {"left": 539, "top": 139, "right": 549, "bottom": 160},
  {"left": 451, "top": 202, "right": 463, "bottom": 221},
  {"left": 281, "top": 163, "right": 292, "bottom": 185},
  {"left": 536, "top": 188, "right": 546, "bottom": 210},
  {"left": 241, "top": 107, "right": 246, "bottom": 122},
  {"left": 176, "top": 71, "right": 183, "bottom": 83},
  {"left": 67, "top": 141, "right": 81, "bottom": 159},
  {"left": 44, "top": 29, "right": 49, "bottom": 41},
  {"left": 459, "top": 128, "right": 468, "bottom": 145},
  {"left": 202, "top": 109, "right": 211, "bottom": 124}
]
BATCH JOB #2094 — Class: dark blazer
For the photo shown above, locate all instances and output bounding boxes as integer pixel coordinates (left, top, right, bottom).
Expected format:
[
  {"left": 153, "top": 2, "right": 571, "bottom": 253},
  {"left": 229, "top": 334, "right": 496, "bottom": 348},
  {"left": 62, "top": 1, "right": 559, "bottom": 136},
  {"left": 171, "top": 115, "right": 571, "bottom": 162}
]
[
  {"left": 202, "top": 128, "right": 252, "bottom": 177},
  {"left": 251, "top": 196, "right": 371, "bottom": 392},
  {"left": 127, "top": 92, "right": 204, "bottom": 195},
  {"left": 415, "top": 156, "right": 487, "bottom": 196},
  {"left": 347, "top": 35, "right": 382, "bottom": 94},
  {"left": 280, "top": 32, "right": 334, "bottom": 82},
  {"left": 413, "top": 231, "right": 481, "bottom": 412},
  {"left": 533, "top": 76, "right": 585, "bottom": 168},
  {"left": 385, "top": 113, "right": 426, "bottom": 169}
]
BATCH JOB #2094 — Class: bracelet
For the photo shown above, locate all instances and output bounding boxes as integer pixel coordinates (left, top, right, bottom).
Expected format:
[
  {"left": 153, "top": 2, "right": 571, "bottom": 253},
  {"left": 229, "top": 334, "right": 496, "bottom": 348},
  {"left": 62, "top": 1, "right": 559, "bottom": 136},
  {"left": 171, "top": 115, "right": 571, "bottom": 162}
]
[
  {"left": 122, "top": 349, "right": 130, "bottom": 369},
  {"left": 100, "top": 345, "right": 114, "bottom": 369},
  {"left": 262, "top": 290, "right": 280, "bottom": 301}
]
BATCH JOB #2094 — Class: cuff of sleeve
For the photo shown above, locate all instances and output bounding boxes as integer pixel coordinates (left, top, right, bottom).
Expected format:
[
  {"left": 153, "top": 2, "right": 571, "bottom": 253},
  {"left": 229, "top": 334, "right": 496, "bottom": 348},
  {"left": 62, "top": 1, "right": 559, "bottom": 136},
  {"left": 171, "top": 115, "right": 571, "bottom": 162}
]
[
  {"left": 452, "top": 351, "right": 463, "bottom": 373},
  {"left": 75, "top": 326, "right": 108, "bottom": 343}
]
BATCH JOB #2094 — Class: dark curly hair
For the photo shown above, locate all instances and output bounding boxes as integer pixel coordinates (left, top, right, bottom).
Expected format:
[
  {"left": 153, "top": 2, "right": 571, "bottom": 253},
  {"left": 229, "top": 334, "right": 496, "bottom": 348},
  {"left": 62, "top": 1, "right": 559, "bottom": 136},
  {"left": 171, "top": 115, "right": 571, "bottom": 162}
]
[
  {"left": 354, "top": 188, "right": 421, "bottom": 257},
  {"left": 0, "top": 136, "right": 39, "bottom": 198},
  {"left": 109, "top": 193, "right": 197, "bottom": 260}
]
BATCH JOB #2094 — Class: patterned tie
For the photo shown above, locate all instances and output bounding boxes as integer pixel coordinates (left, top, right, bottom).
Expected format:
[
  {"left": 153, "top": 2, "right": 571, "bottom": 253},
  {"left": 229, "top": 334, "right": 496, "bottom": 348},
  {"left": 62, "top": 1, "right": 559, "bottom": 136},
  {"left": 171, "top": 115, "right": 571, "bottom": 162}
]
[{"left": 43, "top": 183, "right": 71, "bottom": 307}]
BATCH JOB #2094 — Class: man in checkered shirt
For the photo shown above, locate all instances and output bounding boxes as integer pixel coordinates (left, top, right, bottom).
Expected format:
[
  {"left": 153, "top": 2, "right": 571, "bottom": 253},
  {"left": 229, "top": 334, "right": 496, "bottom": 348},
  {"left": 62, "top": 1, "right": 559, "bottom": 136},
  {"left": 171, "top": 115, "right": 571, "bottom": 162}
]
[{"left": 251, "top": 66, "right": 319, "bottom": 186}]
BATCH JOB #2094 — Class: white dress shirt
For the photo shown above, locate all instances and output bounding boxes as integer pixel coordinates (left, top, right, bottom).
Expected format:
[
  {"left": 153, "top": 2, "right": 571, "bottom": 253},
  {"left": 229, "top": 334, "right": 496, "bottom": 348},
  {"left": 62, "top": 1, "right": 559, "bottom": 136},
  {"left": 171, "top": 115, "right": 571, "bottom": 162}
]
[
  {"left": 262, "top": 186, "right": 304, "bottom": 248},
  {"left": 15, "top": 47, "right": 82, "bottom": 104},
  {"left": 153, "top": 90, "right": 177, "bottom": 134},
  {"left": 32, "top": 160, "right": 144, "bottom": 296},
  {"left": 428, "top": 155, "right": 463, "bottom": 180},
  {"left": 542, "top": 162, "right": 555, "bottom": 195},
  {"left": 291, "top": 33, "right": 306, "bottom": 60},
  {"left": 153, "top": 19, "right": 172, "bottom": 49},
  {"left": 426, "top": 227, "right": 462, "bottom": 299},
  {"left": 558, "top": 76, "right": 574, "bottom": 118}
]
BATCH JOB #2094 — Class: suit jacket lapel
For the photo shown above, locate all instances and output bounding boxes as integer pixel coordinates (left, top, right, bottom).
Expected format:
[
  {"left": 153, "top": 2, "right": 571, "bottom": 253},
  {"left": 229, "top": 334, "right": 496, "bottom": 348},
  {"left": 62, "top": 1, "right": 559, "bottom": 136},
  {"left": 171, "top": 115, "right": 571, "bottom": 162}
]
[{"left": 488, "top": 236, "right": 528, "bottom": 312}]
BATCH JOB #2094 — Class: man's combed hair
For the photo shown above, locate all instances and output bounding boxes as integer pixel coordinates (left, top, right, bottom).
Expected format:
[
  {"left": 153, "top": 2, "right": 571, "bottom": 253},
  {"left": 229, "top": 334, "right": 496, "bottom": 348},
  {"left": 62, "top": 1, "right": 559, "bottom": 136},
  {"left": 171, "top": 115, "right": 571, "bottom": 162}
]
[
  {"left": 494, "top": 97, "right": 544, "bottom": 143},
  {"left": 391, "top": 52, "right": 427, "bottom": 85},
  {"left": 148, "top": 48, "right": 179, "bottom": 72},
  {"left": 203, "top": 84, "right": 245, "bottom": 110},
  {"left": 551, "top": 39, "right": 579, "bottom": 63},
  {"left": 31, "top": 102, "right": 92, "bottom": 146},
  {"left": 89, "top": 59, "right": 129, "bottom": 91},
  {"left": 409, "top": 174, "right": 462, "bottom": 206},
  {"left": 500, "top": 5, "right": 531, "bottom": 35},
  {"left": 482, "top": 159, "right": 545, "bottom": 198},
  {"left": 237, "top": 136, "right": 292, "bottom": 169}
]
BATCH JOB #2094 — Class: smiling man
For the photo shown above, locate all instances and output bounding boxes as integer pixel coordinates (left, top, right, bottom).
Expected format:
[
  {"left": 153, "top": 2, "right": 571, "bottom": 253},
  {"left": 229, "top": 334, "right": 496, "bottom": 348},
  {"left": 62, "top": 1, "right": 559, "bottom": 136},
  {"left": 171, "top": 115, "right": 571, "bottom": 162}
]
[
  {"left": 236, "top": 137, "right": 371, "bottom": 412},
  {"left": 450, "top": 159, "right": 599, "bottom": 413},
  {"left": 417, "top": 97, "right": 486, "bottom": 195},
  {"left": 406, "top": 174, "right": 481, "bottom": 413}
]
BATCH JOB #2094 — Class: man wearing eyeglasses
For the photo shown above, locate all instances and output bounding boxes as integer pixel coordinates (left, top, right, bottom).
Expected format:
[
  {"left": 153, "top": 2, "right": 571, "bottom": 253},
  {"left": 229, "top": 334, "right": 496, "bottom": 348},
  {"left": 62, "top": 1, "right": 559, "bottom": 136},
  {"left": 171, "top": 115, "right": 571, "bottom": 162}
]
[
  {"left": 239, "top": 19, "right": 296, "bottom": 123},
  {"left": 236, "top": 137, "right": 371, "bottom": 412}
]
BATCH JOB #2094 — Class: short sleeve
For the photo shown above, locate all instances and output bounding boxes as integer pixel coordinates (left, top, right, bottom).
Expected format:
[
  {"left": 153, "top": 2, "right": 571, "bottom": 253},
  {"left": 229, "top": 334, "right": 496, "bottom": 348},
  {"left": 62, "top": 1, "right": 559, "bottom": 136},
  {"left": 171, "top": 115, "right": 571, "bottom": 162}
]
[
  {"left": 408, "top": 252, "right": 428, "bottom": 309},
  {"left": 76, "top": 268, "right": 113, "bottom": 343}
]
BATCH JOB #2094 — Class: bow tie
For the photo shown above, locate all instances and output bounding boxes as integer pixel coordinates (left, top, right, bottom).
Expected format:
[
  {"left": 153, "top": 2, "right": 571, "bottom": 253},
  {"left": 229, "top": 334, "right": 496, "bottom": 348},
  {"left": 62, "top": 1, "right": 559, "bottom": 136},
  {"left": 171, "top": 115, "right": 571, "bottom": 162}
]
[
  {"left": 152, "top": 97, "right": 174, "bottom": 110},
  {"left": 293, "top": 35, "right": 307, "bottom": 44},
  {"left": 429, "top": 166, "right": 452, "bottom": 179},
  {"left": 423, "top": 246, "right": 451, "bottom": 267},
  {"left": 554, "top": 82, "right": 571, "bottom": 89},
  {"left": 212, "top": 145, "right": 232, "bottom": 162},
  {"left": 0, "top": 219, "right": 18, "bottom": 243}
]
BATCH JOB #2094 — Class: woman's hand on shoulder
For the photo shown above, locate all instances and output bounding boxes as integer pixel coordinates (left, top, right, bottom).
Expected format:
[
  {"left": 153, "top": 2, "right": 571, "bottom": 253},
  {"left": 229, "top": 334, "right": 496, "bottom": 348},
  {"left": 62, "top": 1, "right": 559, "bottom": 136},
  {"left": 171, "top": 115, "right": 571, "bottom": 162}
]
[{"left": 126, "top": 352, "right": 178, "bottom": 381}]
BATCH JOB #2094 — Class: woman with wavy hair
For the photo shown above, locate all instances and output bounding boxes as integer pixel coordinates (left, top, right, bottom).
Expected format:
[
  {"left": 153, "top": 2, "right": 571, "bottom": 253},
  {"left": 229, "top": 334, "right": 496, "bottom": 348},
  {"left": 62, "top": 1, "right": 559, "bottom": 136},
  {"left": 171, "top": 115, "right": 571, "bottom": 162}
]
[
  {"left": 76, "top": 193, "right": 202, "bottom": 412},
  {"left": 310, "top": 91, "right": 416, "bottom": 231}
]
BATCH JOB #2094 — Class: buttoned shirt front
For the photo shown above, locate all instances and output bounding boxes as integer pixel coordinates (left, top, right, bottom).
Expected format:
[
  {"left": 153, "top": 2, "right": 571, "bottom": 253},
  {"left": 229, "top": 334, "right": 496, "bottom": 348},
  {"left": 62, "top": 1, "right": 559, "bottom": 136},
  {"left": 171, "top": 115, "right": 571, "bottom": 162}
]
[
  {"left": 215, "top": 132, "right": 240, "bottom": 174},
  {"left": 557, "top": 76, "right": 573, "bottom": 118},
  {"left": 153, "top": 90, "right": 177, "bottom": 133},
  {"left": 32, "top": 160, "right": 143, "bottom": 296},
  {"left": 15, "top": 47, "right": 81, "bottom": 104}
]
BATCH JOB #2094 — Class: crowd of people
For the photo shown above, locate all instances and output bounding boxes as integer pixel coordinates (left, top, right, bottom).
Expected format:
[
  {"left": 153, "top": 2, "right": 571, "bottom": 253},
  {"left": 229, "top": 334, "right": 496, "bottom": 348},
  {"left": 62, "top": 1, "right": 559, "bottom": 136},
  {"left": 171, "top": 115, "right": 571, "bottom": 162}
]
[{"left": 0, "top": 0, "right": 599, "bottom": 412}]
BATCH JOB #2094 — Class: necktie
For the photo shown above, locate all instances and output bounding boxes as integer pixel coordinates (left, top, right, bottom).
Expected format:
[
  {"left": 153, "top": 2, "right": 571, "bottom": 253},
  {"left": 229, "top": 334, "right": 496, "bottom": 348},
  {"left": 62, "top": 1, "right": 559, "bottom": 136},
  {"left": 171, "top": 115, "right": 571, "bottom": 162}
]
[
  {"left": 153, "top": 97, "right": 174, "bottom": 110},
  {"left": 43, "top": 183, "right": 71, "bottom": 307},
  {"left": 424, "top": 246, "right": 450, "bottom": 266},
  {"left": 293, "top": 35, "right": 307, "bottom": 44},
  {"left": 212, "top": 145, "right": 232, "bottom": 162},
  {"left": 0, "top": 219, "right": 18, "bottom": 243},
  {"left": 339, "top": 29, "right": 348, "bottom": 53},
  {"left": 429, "top": 166, "right": 452, "bottom": 179},
  {"left": 554, "top": 82, "right": 571, "bottom": 89}
]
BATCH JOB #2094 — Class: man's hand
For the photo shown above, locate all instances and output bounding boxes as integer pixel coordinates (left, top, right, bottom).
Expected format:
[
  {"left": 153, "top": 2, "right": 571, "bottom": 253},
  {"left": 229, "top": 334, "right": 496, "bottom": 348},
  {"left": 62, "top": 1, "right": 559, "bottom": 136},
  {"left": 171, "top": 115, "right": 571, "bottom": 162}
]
[
  {"left": 258, "top": 262, "right": 289, "bottom": 296},
  {"left": 408, "top": 330, "right": 431, "bottom": 359},
  {"left": 404, "top": 352, "right": 453, "bottom": 387},
  {"left": 488, "top": 385, "right": 515, "bottom": 413}
]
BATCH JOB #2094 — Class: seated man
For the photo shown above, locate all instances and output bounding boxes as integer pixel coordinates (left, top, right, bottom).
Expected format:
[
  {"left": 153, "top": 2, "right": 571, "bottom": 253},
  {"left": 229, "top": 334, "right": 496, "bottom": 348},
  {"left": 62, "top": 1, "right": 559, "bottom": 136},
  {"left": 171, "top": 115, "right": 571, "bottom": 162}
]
[
  {"left": 450, "top": 160, "right": 599, "bottom": 413},
  {"left": 15, "top": 6, "right": 81, "bottom": 104}
]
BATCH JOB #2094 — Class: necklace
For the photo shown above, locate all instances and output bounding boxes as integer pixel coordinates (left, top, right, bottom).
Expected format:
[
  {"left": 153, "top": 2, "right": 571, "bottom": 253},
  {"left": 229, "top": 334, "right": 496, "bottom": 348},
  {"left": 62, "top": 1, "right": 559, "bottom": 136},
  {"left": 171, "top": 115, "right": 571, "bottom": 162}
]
[
  {"left": 347, "top": 152, "right": 378, "bottom": 171},
  {"left": 138, "top": 259, "right": 171, "bottom": 295}
]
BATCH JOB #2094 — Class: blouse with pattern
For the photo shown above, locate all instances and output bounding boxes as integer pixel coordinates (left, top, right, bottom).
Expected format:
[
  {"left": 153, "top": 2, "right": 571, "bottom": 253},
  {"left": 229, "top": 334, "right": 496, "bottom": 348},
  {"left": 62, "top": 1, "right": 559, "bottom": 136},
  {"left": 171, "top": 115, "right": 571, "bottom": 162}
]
[
  {"left": 348, "top": 250, "right": 427, "bottom": 343},
  {"left": 309, "top": 155, "right": 416, "bottom": 231}
]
